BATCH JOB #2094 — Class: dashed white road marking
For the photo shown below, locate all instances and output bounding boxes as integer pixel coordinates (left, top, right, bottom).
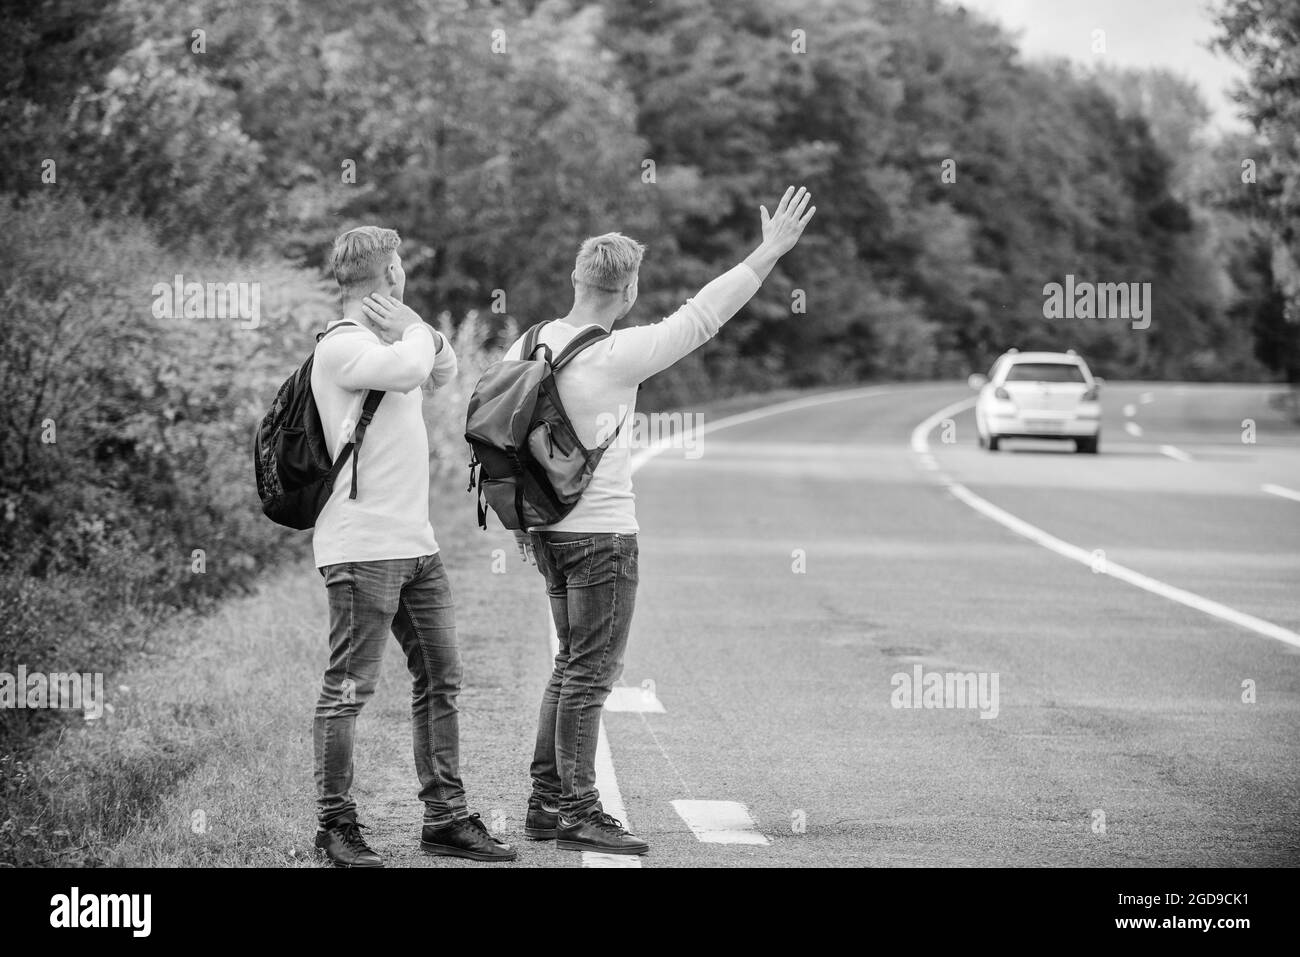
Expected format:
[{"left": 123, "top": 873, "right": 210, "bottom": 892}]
[
  {"left": 1123, "top": 403, "right": 1137, "bottom": 417},
  {"left": 1124, "top": 422, "right": 1144, "bottom": 437},
  {"left": 1159, "top": 444, "right": 1192, "bottom": 462},
  {"left": 604, "top": 685, "right": 666, "bottom": 713},
  {"left": 1262, "top": 483, "right": 1300, "bottom": 504},
  {"left": 911, "top": 399, "right": 1300, "bottom": 650},
  {"left": 671, "top": 800, "right": 770, "bottom": 845},
  {"left": 1139, "top": 391, "right": 1156, "bottom": 404}
]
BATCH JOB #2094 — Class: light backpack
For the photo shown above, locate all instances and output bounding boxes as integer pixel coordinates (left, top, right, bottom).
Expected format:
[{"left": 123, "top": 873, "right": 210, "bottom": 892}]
[
  {"left": 253, "top": 321, "right": 384, "bottom": 529},
  {"left": 465, "top": 321, "right": 622, "bottom": 530}
]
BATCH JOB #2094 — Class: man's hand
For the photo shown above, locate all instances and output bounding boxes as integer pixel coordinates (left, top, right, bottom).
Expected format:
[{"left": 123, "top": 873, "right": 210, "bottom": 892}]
[
  {"left": 744, "top": 185, "right": 816, "bottom": 281},
  {"left": 760, "top": 185, "right": 815, "bottom": 255},
  {"left": 361, "top": 294, "right": 424, "bottom": 344},
  {"left": 514, "top": 530, "right": 536, "bottom": 566}
]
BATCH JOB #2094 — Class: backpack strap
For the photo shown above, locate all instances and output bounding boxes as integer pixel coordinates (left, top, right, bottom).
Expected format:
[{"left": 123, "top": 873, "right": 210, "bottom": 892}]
[
  {"left": 324, "top": 390, "right": 385, "bottom": 500},
  {"left": 521, "top": 321, "right": 552, "bottom": 365},
  {"left": 316, "top": 319, "right": 360, "bottom": 342},
  {"left": 317, "top": 319, "right": 386, "bottom": 499},
  {"left": 552, "top": 325, "right": 611, "bottom": 371},
  {"left": 549, "top": 324, "right": 620, "bottom": 446}
]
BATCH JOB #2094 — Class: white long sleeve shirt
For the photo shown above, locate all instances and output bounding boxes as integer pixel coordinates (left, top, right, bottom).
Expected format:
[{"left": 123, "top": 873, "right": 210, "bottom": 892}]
[
  {"left": 504, "top": 263, "right": 763, "bottom": 533},
  {"left": 310, "top": 320, "right": 458, "bottom": 567}
]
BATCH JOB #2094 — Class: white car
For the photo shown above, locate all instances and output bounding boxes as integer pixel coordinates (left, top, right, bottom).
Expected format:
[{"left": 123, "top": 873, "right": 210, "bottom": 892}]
[{"left": 969, "top": 350, "right": 1102, "bottom": 453}]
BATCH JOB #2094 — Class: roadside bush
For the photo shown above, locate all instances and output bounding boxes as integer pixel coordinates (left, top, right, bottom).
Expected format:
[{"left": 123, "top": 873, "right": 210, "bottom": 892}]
[{"left": 0, "top": 195, "right": 334, "bottom": 747}]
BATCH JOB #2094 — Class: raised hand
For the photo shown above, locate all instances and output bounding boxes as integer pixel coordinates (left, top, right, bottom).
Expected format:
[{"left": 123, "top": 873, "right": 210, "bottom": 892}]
[
  {"left": 361, "top": 293, "right": 424, "bottom": 344},
  {"left": 759, "top": 186, "right": 816, "bottom": 256}
]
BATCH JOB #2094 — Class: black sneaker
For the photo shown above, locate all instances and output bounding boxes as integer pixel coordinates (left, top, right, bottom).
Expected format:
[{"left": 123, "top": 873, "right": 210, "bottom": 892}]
[
  {"left": 524, "top": 801, "right": 560, "bottom": 840},
  {"left": 314, "top": 820, "right": 384, "bottom": 868},
  {"left": 420, "top": 813, "right": 518, "bottom": 862},
  {"left": 556, "top": 811, "right": 649, "bottom": 855}
]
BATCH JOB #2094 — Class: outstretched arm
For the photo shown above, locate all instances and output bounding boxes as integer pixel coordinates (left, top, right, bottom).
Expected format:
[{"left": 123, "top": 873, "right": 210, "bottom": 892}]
[
  {"left": 608, "top": 186, "right": 816, "bottom": 384},
  {"left": 743, "top": 185, "right": 816, "bottom": 281}
]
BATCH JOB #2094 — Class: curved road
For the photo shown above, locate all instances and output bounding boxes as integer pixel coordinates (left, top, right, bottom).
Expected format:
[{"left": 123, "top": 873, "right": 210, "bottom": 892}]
[{"left": 599, "top": 381, "right": 1300, "bottom": 866}]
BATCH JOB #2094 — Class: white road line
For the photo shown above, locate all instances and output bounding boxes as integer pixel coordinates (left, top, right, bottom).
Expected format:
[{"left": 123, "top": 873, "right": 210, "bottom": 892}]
[
  {"left": 913, "top": 403, "right": 1300, "bottom": 650},
  {"left": 1139, "top": 391, "right": 1156, "bottom": 404},
  {"left": 910, "top": 397, "right": 977, "bottom": 453},
  {"left": 634, "top": 386, "right": 907, "bottom": 473},
  {"left": 604, "top": 685, "right": 666, "bottom": 713},
  {"left": 1124, "top": 422, "right": 1144, "bottom": 437},
  {"left": 1159, "top": 444, "right": 1192, "bottom": 462},
  {"left": 545, "top": 610, "right": 642, "bottom": 868},
  {"left": 671, "top": 800, "right": 770, "bottom": 845},
  {"left": 1123, "top": 404, "right": 1137, "bottom": 417},
  {"left": 1263, "top": 483, "right": 1300, "bottom": 504}
]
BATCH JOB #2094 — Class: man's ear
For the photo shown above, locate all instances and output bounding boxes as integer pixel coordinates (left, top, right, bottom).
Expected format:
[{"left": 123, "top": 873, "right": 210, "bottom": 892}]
[
  {"left": 385, "top": 262, "right": 399, "bottom": 288},
  {"left": 571, "top": 270, "right": 579, "bottom": 289}
]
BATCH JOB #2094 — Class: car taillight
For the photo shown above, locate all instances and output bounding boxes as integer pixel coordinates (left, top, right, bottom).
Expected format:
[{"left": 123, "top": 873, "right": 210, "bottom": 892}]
[
  {"left": 1081, "top": 386, "right": 1099, "bottom": 401},
  {"left": 994, "top": 386, "right": 1010, "bottom": 400}
]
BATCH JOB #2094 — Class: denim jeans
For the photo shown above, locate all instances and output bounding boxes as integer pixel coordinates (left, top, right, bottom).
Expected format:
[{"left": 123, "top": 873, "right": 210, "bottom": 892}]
[
  {"left": 528, "top": 532, "right": 639, "bottom": 820},
  {"left": 314, "top": 554, "right": 467, "bottom": 828}
]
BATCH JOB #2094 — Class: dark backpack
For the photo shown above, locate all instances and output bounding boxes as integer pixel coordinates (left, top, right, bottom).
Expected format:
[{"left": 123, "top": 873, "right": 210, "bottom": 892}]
[
  {"left": 253, "top": 321, "right": 385, "bottom": 530},
  {"left": 465, "top": 321, "right": 622, "bottom": 530}
]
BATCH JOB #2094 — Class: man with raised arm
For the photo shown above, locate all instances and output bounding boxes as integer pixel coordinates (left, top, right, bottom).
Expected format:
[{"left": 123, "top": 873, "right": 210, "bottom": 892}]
[{"left": 506, "top": 187, "right": 816, "bottom": 855}]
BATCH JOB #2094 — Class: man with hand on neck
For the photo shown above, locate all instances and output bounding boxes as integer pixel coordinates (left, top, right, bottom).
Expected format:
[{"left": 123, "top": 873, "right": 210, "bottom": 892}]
[{"left": 310, "top": 225, "right": 515, "bottom": 867}]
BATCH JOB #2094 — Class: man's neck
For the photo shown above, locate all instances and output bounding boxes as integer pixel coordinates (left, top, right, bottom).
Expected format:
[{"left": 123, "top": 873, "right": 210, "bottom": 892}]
[
  {"left": 339, "top": 290, "right": 391, "bottom": 327},
  {"left": 559, "top": 303, "right": 620, "bottom": 331}
]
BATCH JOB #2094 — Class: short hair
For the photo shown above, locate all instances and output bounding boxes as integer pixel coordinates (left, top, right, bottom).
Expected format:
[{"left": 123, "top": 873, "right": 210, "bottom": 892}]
[
  {"left": 330, "top": 226, "right": 400, "bottom": 292},
  {"left": 574, "top": 232, "right": 645, "bottom": 293}
]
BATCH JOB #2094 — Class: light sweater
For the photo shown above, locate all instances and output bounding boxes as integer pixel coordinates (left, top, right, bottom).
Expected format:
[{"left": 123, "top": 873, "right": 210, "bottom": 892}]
[
  {"left": 310, "top": 320, "right": 458, "bottom": 568},
  {"left": 504, "top": 263, "right": 763, "bottom": 533}
]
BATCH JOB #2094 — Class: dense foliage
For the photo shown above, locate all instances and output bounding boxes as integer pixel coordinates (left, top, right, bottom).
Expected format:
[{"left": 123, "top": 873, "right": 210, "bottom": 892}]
[{"left": 0, "top": 0, "right": 1295, "bottom": 710}]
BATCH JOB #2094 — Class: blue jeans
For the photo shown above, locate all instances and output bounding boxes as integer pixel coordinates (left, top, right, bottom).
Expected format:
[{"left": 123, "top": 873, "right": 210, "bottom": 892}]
[
  {"left": 529, "top": 532, "right": 639, "bottom": 820},
  {"left": 314, "top": 554, "right": 467, "bottom": 828}
]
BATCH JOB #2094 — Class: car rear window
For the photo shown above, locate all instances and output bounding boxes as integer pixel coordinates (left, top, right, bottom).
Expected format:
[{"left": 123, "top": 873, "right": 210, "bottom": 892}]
[{"left": 1004, "top": 362, "right": 1086, "bottom": 383}]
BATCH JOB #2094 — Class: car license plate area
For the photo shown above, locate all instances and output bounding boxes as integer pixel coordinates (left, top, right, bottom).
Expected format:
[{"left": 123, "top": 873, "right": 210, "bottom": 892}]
[{"left": 1025, "top": 419, "right": 1062, "bottom": 432}]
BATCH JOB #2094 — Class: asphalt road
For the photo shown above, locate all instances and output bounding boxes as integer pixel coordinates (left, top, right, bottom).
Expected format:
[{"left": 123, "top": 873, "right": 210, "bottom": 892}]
[{"left": 596, "top": 381, "right": 1300, "bottom": 867}]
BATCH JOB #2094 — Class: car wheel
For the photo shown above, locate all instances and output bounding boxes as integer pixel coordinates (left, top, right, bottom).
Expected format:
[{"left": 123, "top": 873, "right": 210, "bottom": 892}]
[
  {"left": 977, "top": 432, "right": 987, "bottom": 449},
  {"left": 1076, "top": 435, "right": 1099, "bottom": 454},
  {"left": 987, "top": 435, "right": 1000, "bottom": 452}
]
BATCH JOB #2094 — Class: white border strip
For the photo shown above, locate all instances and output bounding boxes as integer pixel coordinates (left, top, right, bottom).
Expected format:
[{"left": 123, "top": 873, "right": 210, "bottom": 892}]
[
  {"left": 912, "top": 399, "right": 1300, "bottom": 649},
  {"left": 1263, "top": 483, "right": 1300, "bottom": 504},
  {"left": 671, "top": 799, "right": 770, "bottom": 845}
]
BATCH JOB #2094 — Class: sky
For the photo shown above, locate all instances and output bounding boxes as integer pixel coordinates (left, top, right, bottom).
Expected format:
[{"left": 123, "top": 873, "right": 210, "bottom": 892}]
[{"left": 960, "top": 0, "right": 1249, "bottom": 131}]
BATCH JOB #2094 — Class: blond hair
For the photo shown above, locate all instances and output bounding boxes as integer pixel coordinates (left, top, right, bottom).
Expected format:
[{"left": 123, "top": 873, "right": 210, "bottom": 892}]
[
  {"left": 574, "top": 232, "right": 645, "bottom": 293},
  {"left": 330, "top": 226, "right": 400, "bottom": 293}
]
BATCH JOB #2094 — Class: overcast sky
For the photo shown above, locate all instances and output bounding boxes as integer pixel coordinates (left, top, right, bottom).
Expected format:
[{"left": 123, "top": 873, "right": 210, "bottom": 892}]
[{"left": 960, "top": 0, "right": 1248, "bottom": 131}]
